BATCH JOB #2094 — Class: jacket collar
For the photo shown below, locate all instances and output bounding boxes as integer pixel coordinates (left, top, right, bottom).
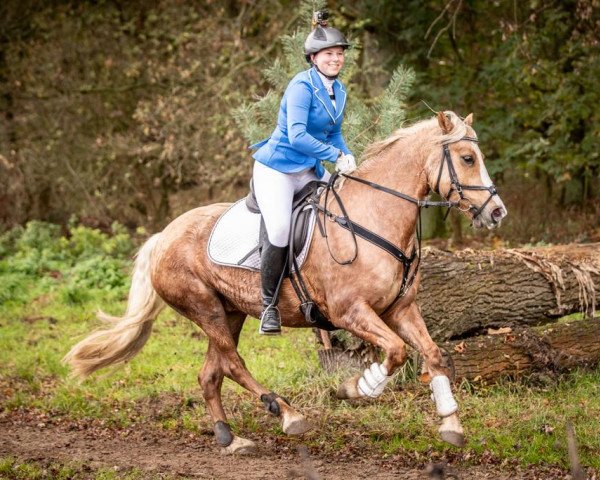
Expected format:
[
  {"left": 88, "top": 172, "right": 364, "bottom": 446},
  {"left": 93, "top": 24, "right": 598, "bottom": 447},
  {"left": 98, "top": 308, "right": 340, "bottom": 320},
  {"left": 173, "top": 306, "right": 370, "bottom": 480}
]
[{"left": 308, "top": 67, "right": 346, "bottom": 122}]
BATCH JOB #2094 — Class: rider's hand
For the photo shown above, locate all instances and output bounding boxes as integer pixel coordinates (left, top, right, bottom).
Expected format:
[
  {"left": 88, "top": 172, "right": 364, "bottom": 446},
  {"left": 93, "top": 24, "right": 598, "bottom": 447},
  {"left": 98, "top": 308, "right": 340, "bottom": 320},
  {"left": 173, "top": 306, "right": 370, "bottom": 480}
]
[{"left": 335, "top": 153, "right": 357, "bottom": 174}]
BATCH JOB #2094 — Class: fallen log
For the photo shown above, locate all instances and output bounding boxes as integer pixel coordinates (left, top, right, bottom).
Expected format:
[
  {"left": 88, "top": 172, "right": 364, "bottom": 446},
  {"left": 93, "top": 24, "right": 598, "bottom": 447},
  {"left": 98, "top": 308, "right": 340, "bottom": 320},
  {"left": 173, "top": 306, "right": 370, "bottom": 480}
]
[
  {"left": 418, "top": 243, "right": 600, "bottom": 340},
  {"left": 442, "top": 317, "right": 600, "bottom": 382},
  {"left": 321, "top": 243, "right": 600, "bottom": 374}
]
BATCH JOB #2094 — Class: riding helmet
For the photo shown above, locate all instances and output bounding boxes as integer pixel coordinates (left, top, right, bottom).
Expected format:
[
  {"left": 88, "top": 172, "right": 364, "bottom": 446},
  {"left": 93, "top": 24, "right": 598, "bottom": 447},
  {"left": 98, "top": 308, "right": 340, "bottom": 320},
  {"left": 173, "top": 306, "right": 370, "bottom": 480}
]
[{"left": 304, "top": 11, "right": 351, "bottom": 62}]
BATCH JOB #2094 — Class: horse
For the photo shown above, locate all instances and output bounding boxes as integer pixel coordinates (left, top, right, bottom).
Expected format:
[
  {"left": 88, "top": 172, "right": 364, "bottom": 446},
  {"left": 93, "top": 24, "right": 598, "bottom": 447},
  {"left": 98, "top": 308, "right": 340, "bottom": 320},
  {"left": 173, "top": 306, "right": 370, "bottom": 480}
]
[{"left": 64, "top": 111, "right": 507, "bottom": 454}]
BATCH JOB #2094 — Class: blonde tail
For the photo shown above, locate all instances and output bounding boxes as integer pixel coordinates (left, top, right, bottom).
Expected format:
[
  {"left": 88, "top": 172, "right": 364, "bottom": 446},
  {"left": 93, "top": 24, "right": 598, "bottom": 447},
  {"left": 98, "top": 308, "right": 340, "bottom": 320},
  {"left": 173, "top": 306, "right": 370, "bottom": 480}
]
[{"left": 63, "top": 234, "right": 165, "bottom": 379}]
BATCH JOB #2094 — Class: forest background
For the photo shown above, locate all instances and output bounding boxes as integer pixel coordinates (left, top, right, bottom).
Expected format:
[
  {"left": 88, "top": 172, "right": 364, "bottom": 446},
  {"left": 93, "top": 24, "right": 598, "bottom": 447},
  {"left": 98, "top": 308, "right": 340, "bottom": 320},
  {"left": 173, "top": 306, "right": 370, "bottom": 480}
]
[
  {"left": 1, "top": 2, "right": 600, "bottom": 475},
  {"left": 1, "top": 0, "right": 599, "bottom": 244}
]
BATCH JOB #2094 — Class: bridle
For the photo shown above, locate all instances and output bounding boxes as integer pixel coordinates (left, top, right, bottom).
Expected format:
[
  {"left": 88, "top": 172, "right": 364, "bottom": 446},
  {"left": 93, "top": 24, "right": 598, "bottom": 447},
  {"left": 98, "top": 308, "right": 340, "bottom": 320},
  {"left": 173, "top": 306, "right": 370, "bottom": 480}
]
[
  {"left": 275, "top": 134, "right": 503, "bottom": 328},
  {"left": 434, "top": 136, "right": 498, "bottom": 220},
  {"left": 311, "top": 135, "right": 500, "bottom": 313}
]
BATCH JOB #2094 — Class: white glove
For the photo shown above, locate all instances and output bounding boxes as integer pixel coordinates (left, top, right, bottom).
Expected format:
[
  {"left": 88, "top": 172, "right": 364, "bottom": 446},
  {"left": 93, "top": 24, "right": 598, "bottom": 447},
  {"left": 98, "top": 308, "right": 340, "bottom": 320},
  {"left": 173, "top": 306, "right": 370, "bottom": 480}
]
[{"left": 335, "top": 153, "right": 357, "bottom": 174}]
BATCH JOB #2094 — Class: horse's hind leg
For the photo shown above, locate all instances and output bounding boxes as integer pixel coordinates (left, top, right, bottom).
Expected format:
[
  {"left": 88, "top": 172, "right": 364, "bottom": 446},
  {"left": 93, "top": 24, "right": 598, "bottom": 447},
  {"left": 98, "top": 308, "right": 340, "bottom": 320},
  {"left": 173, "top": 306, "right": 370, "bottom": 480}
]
[
  {"left": 199, "top": 313, "right": 256, "bottom": 454},
  {"left": 214, "top": 321, "right": 311, "bottom": 438},
  {"left": 187, "top": 297, "right": 309, "bottom": 452},
  {"left": 392, "top": 302, "right": 465, "bottom": 447}
]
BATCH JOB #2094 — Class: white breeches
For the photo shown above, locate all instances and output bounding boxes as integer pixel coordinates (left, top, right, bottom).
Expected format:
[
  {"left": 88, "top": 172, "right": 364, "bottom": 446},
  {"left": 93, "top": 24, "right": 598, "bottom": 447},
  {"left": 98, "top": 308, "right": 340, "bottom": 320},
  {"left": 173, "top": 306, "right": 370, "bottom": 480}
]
[{"left": 253, "top": 161, "right": 330, "bottom": 247}]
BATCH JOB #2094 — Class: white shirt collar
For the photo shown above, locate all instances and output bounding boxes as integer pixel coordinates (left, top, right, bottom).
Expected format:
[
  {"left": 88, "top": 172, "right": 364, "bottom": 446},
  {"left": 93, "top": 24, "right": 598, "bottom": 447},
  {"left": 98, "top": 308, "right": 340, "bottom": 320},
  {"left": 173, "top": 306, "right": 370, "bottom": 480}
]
[{"left": 316, "top": 70, "right": 335, "bottom": 96}]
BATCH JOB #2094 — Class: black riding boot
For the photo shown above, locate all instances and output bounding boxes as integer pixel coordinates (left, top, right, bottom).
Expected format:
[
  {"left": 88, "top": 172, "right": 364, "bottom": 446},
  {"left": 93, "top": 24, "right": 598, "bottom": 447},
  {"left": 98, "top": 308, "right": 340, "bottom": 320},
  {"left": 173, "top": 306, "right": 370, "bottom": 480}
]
[{"left": 259, "top": 241, "right": 288, "bottom": 335}]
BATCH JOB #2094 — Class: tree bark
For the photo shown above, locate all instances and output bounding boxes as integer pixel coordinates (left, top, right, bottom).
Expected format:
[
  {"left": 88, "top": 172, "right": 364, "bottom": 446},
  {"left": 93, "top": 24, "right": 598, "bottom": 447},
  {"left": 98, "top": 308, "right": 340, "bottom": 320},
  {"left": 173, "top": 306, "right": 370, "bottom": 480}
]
[
  {"left": 441, "top": 318, "right": 600, "bottom": 382},
  {"left": 418, "top": 243, "right": 600, "bottom": 340},
  {"left": 323, "top": 243, "right": 600, "bottom": 374}
]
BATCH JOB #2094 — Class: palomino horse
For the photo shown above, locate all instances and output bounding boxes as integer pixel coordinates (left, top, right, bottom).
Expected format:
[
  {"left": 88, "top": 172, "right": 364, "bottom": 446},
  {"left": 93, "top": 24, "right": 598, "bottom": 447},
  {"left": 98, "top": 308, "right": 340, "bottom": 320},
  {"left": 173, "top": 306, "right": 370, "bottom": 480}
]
[{"left": 65, "top": 111, "right": 507, "bottom": 454}]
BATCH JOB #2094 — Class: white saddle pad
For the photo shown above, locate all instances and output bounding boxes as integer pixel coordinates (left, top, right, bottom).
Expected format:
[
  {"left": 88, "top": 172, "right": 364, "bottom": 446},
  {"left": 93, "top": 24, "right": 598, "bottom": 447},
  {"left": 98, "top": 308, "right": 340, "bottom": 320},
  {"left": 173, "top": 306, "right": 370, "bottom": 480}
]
[{"left": 207, "top": 199, "right": 316, "bottom": 272}]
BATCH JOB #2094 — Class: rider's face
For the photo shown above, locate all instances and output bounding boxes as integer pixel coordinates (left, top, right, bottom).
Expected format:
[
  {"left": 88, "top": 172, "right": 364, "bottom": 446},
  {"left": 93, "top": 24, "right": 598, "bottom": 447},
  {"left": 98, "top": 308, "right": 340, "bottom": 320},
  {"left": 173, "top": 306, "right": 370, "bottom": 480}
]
[{"left": 311, "top": 47, "right": 345, "bottom": 77}]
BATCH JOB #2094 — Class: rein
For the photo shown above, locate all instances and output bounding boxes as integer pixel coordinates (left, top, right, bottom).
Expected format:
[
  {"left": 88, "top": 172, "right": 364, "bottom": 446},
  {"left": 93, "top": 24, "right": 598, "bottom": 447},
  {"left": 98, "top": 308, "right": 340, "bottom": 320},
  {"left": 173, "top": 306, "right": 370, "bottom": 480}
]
[{"left": 314, "top": 135, "right": 498, "bottom": 314}]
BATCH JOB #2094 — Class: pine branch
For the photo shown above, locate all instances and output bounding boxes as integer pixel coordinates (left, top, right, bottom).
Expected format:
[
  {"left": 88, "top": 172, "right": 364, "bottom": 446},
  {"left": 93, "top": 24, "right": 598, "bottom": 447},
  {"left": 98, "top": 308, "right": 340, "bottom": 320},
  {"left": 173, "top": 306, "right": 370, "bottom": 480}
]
[{"left": 374, "top": 65, "right": 416, "bottom": 140}]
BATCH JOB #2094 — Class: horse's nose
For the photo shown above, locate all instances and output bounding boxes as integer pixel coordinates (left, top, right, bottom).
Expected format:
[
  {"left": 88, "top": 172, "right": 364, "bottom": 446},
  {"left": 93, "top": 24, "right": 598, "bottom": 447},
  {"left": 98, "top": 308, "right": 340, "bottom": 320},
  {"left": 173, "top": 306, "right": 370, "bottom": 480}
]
[{"left": 491, "top": 207, "right": 506, "bottom": 223}]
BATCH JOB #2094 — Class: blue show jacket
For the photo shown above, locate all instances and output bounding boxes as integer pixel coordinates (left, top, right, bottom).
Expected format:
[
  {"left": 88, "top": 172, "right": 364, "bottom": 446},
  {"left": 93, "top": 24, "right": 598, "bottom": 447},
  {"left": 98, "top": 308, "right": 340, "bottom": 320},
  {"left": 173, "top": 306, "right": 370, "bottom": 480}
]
[{"left": 251, "top": 67, "right": 351, "bottom": 179}]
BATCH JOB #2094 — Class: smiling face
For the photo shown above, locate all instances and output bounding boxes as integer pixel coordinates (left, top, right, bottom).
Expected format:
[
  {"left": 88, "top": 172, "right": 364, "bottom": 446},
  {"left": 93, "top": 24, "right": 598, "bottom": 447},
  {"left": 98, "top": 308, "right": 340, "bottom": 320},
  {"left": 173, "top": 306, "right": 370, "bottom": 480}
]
[{"left": 311, "top": 46, "right": 345, "bottom": 77}]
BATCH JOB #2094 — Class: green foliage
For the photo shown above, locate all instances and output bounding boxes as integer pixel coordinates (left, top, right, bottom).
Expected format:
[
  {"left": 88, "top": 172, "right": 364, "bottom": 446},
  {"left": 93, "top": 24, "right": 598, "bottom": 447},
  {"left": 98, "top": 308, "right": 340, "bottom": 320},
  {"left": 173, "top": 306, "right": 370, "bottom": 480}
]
[
  {"left": 0, "top": 225, "right": 25, "bottom": 258},
  {"left": 0, "top": 273, "right": 31, "bottom": 305},
  {"left": 364, "top": 0, "right": 599, "bottom": 200},
  {"left": 15, "top": 221, "right": 61, "bottom": 254},
  {"left": 374, "top": 65, "right": 415, "bottom": 139},
  {"left": 0, "top": 222, "right": 134, "bottom": 305},
  {"left": 67, "top": 255, "right": 129, "bottom": 295},
  {"left": 66, "top": 224, "right": 134, "bottom": 260},
  {"left": 232, "top": 0, "right": 416, "bottom": 160}
]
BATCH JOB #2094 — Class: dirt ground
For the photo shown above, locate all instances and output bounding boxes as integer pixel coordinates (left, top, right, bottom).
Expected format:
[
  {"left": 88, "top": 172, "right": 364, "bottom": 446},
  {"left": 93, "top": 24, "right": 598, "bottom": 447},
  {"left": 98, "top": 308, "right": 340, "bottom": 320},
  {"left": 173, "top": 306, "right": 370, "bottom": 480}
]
[{"left": 0, "top": 409, "right": 586, "bottom": 480}]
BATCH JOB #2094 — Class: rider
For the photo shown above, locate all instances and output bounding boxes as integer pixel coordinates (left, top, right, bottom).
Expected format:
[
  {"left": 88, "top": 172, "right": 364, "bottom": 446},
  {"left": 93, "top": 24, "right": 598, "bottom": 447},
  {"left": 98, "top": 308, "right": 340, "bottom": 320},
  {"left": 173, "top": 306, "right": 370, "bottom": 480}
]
[{"left": 251, "top": 11, "right": 357, "bottom": 335}]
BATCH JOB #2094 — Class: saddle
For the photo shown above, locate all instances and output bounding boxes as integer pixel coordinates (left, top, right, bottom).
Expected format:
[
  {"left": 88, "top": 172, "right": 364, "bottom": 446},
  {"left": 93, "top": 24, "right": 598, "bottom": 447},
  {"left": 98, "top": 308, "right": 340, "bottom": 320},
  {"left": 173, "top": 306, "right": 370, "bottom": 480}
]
[
  {"left": 245, "top": 179, "right": 319, "bottom": 258},
  {"left": 207, "top": 183, "right": 317, "bottom": 273},
  {"left": 246, "top": 178, "right": 336, "bottom": 331}
]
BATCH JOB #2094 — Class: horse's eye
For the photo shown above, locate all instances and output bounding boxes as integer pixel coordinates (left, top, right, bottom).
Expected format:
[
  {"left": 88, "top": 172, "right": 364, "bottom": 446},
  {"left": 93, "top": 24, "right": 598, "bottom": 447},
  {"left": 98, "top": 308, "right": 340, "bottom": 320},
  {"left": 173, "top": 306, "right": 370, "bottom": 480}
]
[{"left": 461, "top": 155, "right": 474, "bottom": 166}]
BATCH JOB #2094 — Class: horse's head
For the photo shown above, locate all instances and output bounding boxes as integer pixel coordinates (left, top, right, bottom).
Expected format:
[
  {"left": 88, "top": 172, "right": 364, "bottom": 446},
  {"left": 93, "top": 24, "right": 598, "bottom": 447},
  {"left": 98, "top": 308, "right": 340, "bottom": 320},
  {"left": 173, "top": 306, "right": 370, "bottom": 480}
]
[{"left": 429, "top": 111, "right": 507, "bottom": 229}]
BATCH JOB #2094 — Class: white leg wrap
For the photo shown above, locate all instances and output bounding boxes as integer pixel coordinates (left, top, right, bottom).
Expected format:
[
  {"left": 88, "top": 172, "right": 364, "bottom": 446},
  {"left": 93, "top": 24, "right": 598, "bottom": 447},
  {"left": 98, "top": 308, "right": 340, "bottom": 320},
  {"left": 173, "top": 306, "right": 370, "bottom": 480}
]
[
  {"left": 430, "top": 375, "right": 458, "bottom": 417},
  {"left": 357, "top": 363, "right": 390, "bottom": 398}
]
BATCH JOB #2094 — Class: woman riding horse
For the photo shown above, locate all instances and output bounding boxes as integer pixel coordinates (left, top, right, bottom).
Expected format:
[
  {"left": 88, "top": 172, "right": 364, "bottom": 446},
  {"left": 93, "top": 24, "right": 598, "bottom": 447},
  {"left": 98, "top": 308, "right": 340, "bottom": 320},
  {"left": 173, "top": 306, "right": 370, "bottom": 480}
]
[
  {"left": 64, "top": 109, "right": 507, "bottom": 454},
  {"left": 251, "top": 12, "right": 357, "bottom": 335}
]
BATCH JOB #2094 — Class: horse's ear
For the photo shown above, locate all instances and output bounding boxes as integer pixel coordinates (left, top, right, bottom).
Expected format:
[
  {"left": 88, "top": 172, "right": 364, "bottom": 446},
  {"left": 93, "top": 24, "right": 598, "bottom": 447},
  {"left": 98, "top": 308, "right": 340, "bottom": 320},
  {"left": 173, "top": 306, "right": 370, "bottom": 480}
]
[
  {"left": 464, "top": 113, "right": 474, "bottom": 126},
  {"left": 437, "top": 111, "right": 453, "bottom": 134}
]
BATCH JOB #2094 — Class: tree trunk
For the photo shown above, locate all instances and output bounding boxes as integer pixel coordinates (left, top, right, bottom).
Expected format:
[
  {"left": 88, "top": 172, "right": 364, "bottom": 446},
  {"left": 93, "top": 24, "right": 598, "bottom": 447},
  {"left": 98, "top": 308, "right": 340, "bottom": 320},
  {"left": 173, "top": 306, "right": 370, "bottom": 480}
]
[
  {"left": 442, "top": 318, "right": 600, "bottom": 382},
  {"left": 324, "top": 243, "right": 600, "bottom": 375},
  {"left": 418, "top": 244, "right": 600, "bottom": 340}
]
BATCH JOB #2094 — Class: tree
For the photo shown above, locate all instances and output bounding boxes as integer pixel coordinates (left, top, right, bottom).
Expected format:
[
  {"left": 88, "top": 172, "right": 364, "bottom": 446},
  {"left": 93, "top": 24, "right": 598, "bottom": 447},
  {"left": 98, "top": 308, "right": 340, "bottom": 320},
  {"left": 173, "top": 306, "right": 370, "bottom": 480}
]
[
  {"left": 0, "top": 1, "right": 296, "bottom": 229},
  {"left": 354, "top": 0, "right": 600, "bottom": 204}
]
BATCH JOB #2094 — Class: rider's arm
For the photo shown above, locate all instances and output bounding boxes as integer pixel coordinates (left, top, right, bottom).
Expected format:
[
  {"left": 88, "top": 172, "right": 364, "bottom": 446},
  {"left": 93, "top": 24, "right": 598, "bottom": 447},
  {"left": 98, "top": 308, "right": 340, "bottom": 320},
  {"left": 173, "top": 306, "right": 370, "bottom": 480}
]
[{"left": 286, "top": 82, "right": 341, "bottom": 162}]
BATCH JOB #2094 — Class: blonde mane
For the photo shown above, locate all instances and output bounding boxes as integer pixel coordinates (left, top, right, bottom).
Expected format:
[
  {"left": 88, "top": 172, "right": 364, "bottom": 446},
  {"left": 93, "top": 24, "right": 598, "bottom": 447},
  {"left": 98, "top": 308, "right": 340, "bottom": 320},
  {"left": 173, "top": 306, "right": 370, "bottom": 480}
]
[{"left": 359, "top": 111, "right": 471, "bottom": 168}]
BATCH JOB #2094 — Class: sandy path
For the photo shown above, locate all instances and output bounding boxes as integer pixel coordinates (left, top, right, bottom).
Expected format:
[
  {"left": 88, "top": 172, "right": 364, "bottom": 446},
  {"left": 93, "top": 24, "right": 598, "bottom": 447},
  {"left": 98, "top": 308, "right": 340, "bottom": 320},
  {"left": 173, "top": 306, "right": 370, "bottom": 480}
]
[{"left": 0, "top": 410, "right": 574, "bottom": 479}]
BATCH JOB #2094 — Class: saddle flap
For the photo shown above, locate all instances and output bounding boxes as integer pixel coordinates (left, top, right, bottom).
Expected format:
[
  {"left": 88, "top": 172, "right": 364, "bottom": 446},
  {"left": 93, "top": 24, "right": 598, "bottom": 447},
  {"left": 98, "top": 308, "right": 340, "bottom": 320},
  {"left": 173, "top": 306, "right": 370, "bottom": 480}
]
[{"left": 208, "top": 199, "right": 317, "bottom": 273}]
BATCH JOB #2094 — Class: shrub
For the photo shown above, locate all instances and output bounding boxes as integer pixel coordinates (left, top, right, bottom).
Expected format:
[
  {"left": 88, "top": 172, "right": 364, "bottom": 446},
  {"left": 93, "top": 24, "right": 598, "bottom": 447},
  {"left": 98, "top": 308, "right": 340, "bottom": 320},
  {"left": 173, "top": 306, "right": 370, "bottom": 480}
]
[
  {"left": 68, "top": 256, "right": 130, "bottom": 292},
  {"left": 0, "top": 225, "right": 25, "bottom": 258},
  {"left": 0, "top": 273, "right": 31, "bottom": 305},
  {"left": 16, "top": 221, "right": 62, "bottom": 253}
]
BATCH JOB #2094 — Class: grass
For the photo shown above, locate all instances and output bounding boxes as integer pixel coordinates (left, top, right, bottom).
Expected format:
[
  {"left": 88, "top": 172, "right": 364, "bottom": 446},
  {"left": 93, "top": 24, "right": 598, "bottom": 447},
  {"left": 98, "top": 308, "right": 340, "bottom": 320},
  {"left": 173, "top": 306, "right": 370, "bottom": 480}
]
[
  {"left": 1, "top": 278, "right": 599, "bottom": 471},
  {"left": 0, "top": 223, "right": 599, "bottom": 475}
]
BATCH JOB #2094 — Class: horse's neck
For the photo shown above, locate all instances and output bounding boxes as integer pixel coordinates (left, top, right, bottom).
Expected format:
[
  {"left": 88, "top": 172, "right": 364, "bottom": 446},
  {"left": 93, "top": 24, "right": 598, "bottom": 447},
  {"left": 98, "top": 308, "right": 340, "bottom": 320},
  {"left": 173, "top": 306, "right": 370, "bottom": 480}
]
[{"left": 342, "top": 141, "right": 430, "bottom": 250}]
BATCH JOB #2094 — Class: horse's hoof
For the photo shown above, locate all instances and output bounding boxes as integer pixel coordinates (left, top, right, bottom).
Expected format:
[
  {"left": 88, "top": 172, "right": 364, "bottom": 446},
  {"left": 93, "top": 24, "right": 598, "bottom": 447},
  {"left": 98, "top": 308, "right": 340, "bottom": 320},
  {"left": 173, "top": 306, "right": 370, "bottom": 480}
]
[
  {"left": 440, "top": 430, "right": 465, "bottom": 448},
  {"left": 282, "top": 413, "right": 312, "bottom": 435},
  {"left": 220, "top": 436, "right": 257, "bottom": 455},
  {"left": 336, "top": 374, "right": 362, "bottom": 399}
]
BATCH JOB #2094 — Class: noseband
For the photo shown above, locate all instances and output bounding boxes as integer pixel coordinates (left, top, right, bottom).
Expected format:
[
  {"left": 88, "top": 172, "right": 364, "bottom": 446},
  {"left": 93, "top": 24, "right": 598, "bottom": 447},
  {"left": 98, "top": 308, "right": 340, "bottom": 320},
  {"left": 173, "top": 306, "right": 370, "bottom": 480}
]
[{"left": 434, "top": 136, "right": 498, "bottom": 220}]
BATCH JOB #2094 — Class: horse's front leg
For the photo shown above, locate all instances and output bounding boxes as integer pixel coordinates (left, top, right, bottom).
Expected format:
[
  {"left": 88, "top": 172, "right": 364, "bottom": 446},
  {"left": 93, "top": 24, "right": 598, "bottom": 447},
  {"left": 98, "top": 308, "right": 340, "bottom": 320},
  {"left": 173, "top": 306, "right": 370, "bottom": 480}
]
[
  {"left": 391, "top": 302, "right": 465, "bottom": 448},
  {"left": 333, "top": 301, "right": 408, "bottom": 400}
]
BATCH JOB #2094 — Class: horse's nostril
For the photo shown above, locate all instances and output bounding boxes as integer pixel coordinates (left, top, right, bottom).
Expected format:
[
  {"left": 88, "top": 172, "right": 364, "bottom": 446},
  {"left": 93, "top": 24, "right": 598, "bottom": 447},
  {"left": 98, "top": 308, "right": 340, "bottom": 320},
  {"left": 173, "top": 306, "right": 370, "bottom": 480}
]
[{"left": 491, "top": 207, "right": 504, "bottom": 222}]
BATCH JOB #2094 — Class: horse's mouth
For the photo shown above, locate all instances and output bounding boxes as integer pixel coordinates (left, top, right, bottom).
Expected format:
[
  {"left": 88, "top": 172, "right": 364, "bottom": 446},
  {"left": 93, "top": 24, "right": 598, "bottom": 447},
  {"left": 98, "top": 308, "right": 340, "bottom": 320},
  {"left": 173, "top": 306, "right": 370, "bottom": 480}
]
[
  {"left": 472, "top": 217, "right": 484, "bottom": 229},
  {"left": 472, "top": 205, "right": 506, "bottom": 230},
  {"left": 472, "top": 216, "right": 503, "bottom": 230}
]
